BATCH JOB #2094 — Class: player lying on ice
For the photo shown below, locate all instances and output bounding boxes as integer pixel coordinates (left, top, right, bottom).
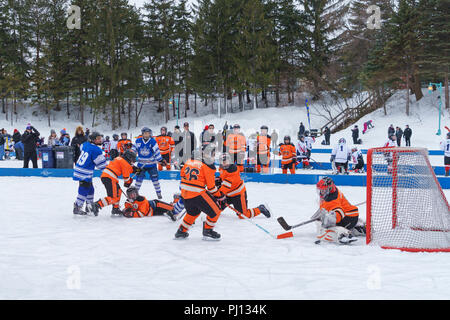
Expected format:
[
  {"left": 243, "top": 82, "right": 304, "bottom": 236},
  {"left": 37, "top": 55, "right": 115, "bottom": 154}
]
[
  {"left": 122, "top": 186, "right": 176, "bottom": 221},
  {"left": 314, "top": 177, "right": 366, "bottom": 244}
]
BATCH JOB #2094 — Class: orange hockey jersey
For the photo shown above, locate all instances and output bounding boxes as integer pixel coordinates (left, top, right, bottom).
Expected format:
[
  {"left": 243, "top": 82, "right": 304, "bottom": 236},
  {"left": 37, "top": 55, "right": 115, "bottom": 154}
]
[
  {"left": 180, "top": 159, "right": 220, "bottom": 199},
  {"left": 219, "top": 164, "right": 245, "bottom": 197},
  {"left": 155, "top": 135, "right": 175, "bottom": 155},
  {"left": 320, "top": 189, "right": 359, "bottom": 224},
  {"left": 279, "top": 143, "right": 296, "bottom": 165},
  {"left": 257, "top": 135, "right": 271, "bottom": 155},
  {"left": 101, "top": 156, "right": 134, "bottom": 184},
  {"left": 225, "top": 134, "right": 246, "bottom": 154}
]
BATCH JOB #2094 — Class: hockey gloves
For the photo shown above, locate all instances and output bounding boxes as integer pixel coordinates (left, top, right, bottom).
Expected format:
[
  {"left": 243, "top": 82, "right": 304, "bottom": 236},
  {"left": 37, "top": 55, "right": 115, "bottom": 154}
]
[{"left": 124, "top": 178, "right": 133, "bottom": 188}]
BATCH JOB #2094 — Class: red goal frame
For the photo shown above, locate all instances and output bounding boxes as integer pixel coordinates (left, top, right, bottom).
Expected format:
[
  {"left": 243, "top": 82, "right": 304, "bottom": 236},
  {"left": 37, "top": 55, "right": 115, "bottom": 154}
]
[{"left": 366, "top": 147, "right": 450, "bottom": 252}]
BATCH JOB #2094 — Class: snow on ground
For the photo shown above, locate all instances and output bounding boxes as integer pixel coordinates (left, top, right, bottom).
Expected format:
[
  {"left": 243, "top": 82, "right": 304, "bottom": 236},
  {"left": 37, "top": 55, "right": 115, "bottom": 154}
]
[{"left": 1, "top": 177, "right": 450, "bottom": 300}]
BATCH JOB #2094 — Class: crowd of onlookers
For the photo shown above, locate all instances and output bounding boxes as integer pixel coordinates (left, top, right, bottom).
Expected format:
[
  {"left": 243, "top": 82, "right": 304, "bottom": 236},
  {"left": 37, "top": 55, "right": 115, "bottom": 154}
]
[{"left": 0, "top": 119, "right": 415, "bottom": 172}]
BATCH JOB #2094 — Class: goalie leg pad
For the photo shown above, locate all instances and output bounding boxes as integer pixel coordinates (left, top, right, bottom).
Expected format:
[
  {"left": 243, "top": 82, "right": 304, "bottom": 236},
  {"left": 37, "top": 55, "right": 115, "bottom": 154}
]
[{"left": 316, "top": 226, "right": 357, "bottom": 244}]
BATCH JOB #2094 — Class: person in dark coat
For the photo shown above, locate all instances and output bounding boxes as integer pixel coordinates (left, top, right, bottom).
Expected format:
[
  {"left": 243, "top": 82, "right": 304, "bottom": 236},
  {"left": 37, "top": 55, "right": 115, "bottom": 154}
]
[
  {"left": 71, "top": 126, "right": 88, "bottom": 163},
  {"left": 404, "top": 125, "right": 412, "bottom": 146},
  {"left": 388, "top": 125, "right": 395, "bottom": 139},
  {"left": 395, "top": 127, "right": 403, "bottom": 147},
  {"left": 21, "top": 124, "right": 40, "bottom": 168},
  {"left": 298, "top": 122, "right": 305, "bottom": 140},
  {"left": 12, "top": 129, "right": 21, "bottom": 144},
  {"left": 351, "top": 125, "right": 359, "bottom": 144},
  {"left": 180, "top": 122, "right": 196, "bottom": 165},
  {"left": 323, "top": 126, "right": 331, "bottom": 145}
]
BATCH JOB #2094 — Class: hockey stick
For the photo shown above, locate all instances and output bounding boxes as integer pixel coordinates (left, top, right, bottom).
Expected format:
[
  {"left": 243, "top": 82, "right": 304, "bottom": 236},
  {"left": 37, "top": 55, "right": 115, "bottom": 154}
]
[
  {"left": 224, "top": 203, "right": 276, "bottom": 239},
  {"left": 277, "top": 201, "right": 367, "bottom": 231}
]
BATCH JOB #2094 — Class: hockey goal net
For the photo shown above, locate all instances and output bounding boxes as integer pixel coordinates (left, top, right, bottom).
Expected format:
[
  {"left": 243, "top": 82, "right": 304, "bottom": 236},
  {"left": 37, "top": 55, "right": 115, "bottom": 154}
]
[{"left": 367, "top": 147, "right": 450, "bottom": 252}]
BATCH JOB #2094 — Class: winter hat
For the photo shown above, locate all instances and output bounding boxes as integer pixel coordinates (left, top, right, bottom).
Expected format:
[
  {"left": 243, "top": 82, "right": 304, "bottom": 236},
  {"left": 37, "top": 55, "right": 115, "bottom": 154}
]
[
  {"left": 204, "top": 125, "right": 209, "bottom": 131},
  {"left": 61, "top": 129, "right": 67, "bottom": 135},
  {"left": 26, "top": 123, "right": 32, "bottom": 130},
  {"left": 51, "top": 129, "right": 56, "bottom": 135}
]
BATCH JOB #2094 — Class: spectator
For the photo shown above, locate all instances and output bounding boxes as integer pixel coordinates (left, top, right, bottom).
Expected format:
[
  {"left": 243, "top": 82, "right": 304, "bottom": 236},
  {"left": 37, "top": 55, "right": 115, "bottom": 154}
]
[
  {"left": 362, "top": 120, "right": 374, "bottom": 134},
  {"left": 109, "top": 134, "right": 120, "bottom": 160},
  {"left": 12, "top": 129, "right": 21, "bottom": 144},
  {"left": 388, "top": 124, "right": 395, "bottom": 139},
  {"left": 201, "top": 124, "right": 216, "bottom": 148},
  {"left": 172, "top": 125, "right": 183, "bottom": 167},
  {"left": 271, "top": 129, "right": 278, "bottom": 150},
  {"left": 12, "top": 129, "right": 23, "bottom": 160},
  {"left": 298, "top": 122, "right": 305, "bottom": 139},
  {"left": 3, "top": 129, "right": 12, "bottom": 159},
  {"left": 351, "top": 125, "right": 359, "bottom": 144},
  {"left": 323, "top": 126, "right": 331, "bottom": 145},
  {"left": 71, "top": 126, "right": 87, "bottom": 163},
  {"left": 404, "top": 125, "right": 412, "bottom": 147},
  {"left": 21, "top": 124, "right": 40, "bottom": 168},
  {"left": 48, "top": 129, "right": 60, "bottom": 147},
  {"left": 14, "top": 140, "right": 24, "bottom": 160},
  {"left": 0, "top": 129, "right": 5, "bottom": 160},
  {"left": 59, "top": 129, "right": 71, "bottom": 146},
  {"left": 395, "top": 127, "right": 403, "bottom": 147},
  {"left": 180, "top": 122, "right": 196, "bottom": 165}
]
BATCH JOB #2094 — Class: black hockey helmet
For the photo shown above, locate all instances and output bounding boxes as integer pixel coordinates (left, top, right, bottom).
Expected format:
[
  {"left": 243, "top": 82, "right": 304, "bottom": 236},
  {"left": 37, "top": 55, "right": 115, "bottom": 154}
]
[
  {"left": 233, "top": 124, "right": 240, "bottom": 129},
  {"left": 113, "top": 134, "right": 119, "bottom": 140},
  {"left": 284, "top": 135, "right": 291, "bottom": 142},
  {"left": 126, "top": 186, "right": 139, "bottom": 200},
  {"left": 122, "top": 149, "right": 137, "bottom": 164},
  {"left": 121, "top": 132, "right": 127, "bottom": 137},
  {"left": 260, "top": 125, "right": 268, "bottom": 130},
  {"left": 89, "top": 131, "right": 102, "bottom": 144},
  {"left": 304, "top": 130, "right": 310, "bottom": 136}
]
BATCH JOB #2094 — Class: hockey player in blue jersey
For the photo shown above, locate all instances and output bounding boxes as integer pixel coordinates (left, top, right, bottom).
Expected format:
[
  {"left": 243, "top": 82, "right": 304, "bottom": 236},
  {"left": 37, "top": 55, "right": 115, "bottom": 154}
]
[
  {"left": 133, "top": 127, "right": 165, "bottom": 199},
  {"left": 73, "top": 132, "right": 107, "bottom": 215}
]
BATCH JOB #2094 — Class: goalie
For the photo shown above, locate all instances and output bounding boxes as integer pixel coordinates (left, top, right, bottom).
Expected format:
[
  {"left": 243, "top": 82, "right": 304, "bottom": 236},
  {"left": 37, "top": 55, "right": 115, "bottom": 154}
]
[{"left": 314, "top": 177, "right": 366, "bottom": 244}]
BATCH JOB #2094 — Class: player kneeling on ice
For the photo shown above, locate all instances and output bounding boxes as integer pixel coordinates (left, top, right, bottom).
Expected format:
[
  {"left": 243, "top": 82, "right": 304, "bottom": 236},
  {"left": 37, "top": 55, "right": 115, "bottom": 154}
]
[
  {"left": 350, "top": 146, "right": 365, "bottom": 173},
  {"left": 217, "top": 153, "right": 271, "bottom": 219},
  {"left": 92, "top": 149, "right": 139, "bottom": 216},
  {"left": 123, "top": 187, "right": 176, "bottom": 221},
  {"left": 314, "top": 177, "right": 366, "bottom": 244}
]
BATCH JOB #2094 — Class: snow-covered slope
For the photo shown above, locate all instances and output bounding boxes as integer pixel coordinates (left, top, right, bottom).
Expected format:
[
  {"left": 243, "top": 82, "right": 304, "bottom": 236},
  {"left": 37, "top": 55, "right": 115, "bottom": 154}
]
[{"left": 0, "top": 88, "right": 448, "bottom": 151}]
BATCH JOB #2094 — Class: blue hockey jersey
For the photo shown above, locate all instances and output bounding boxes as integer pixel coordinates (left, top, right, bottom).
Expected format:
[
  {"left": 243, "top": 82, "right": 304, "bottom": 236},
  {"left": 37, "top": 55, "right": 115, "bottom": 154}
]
[
  {"left": 73, "top": 142, "right": 107, "bottom": 182},
  {"left": 133, "top": 137, "right": 162, "bottom": 168}
]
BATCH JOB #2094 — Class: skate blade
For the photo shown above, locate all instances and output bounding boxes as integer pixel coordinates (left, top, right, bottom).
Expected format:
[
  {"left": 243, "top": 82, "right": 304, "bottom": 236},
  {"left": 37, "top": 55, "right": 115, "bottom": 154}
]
[
  {"left": 173, "top": 236, "right": 189, "bottom": 240},
  {"left": 202, "top": 236, "right": 221, "bottom": 241}
]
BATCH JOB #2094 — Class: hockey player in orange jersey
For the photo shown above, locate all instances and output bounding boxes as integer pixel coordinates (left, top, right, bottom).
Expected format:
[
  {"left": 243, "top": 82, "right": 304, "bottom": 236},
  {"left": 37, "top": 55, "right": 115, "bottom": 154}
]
[
  {"left": 123, "top": 187, "right": 176, "bottom": 220},
  {"left": 314, "top": 177, "right": 365, "bottom": 244},
  {"left": 278, "top": 135, "right": 296, "bottom": 174},
  {"left": 116, "top": 132, "right": 132, "bottom": 155},
  {"left": 225, "top": 124, "right": 246, "bottom": 172},
  {"left": 92, "top": 149, "right": 138, "bottom": 216},
  {"left": 155, "top": 126, "right": 175, "bottom": 171},
  {"left": 174, "top": 144, "right": 225, "bottom": 241},
  {"left": 218, "top": 153, "right": 271, "bottom": 219},
  {"left": 256, "top": 125, "right": 271, "bottom": 173}
]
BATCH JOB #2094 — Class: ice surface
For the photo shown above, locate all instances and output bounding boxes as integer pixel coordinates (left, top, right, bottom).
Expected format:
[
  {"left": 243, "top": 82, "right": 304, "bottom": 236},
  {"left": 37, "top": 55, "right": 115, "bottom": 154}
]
[{"left": 1, "top": 177, "right": 450, "bottom": 299}]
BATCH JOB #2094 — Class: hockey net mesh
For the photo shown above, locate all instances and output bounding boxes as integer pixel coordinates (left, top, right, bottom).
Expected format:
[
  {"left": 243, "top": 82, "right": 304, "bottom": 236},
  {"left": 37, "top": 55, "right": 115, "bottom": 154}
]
[{"left": 367, "top": 147, "right": 450, "bottom": 252}]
